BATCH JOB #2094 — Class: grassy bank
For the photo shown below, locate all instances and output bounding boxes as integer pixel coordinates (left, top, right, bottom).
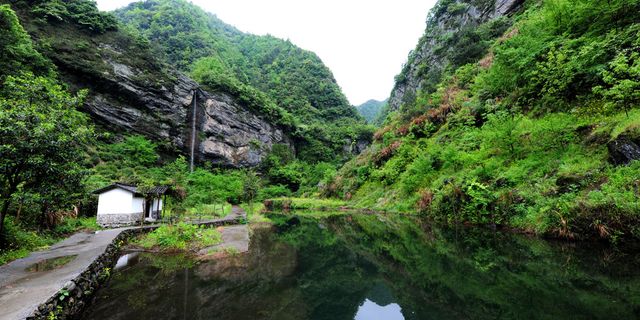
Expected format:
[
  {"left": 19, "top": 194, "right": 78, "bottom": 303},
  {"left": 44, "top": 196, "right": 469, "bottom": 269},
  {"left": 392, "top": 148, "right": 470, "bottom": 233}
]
[
  {"left": 264, "top": 197, "right": 348, "bottom": 212},
  {"left": 0, "top": 217, "right": 100, "bottom": 265}
]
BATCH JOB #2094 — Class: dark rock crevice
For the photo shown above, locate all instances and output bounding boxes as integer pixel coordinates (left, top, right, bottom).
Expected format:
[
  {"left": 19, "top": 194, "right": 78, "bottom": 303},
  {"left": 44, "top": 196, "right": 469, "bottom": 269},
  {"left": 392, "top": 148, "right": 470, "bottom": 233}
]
[{"left": 608, "top": 136, "right": 640, "bottom": 166}]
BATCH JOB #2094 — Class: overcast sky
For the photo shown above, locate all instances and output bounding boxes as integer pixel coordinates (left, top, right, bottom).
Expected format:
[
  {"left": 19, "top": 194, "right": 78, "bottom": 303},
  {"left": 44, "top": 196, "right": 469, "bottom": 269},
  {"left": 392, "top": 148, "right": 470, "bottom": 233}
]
[{"left": 97, "top": 0, "right": 437, "bottom": 106}]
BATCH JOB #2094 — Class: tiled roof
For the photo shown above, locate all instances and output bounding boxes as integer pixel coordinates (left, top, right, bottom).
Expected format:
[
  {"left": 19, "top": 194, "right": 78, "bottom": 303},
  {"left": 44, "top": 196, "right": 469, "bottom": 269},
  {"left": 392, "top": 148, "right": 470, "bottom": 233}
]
[{"left": 92, "top": 183, "right": 170, "bottom": 196}]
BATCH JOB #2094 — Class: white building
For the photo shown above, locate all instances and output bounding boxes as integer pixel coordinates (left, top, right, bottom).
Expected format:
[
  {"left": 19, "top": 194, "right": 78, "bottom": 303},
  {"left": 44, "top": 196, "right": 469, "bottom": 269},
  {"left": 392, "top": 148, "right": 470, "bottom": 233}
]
[{"left": 93, "top": 183, "right": 168, "bottom": 227}]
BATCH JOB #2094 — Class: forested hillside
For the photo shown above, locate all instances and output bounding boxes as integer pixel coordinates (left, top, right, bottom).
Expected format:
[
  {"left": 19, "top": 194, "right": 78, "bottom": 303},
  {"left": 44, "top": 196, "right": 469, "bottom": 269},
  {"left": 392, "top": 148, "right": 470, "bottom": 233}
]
[
  {"left": 329, "top": 0, "right": 640, "bottom": 241},
  {"left": 114, "top": 0, "right": 371, "bottom": 162},
  {"left": 356, "top": 99, "right": 387, "bottom": 124}
]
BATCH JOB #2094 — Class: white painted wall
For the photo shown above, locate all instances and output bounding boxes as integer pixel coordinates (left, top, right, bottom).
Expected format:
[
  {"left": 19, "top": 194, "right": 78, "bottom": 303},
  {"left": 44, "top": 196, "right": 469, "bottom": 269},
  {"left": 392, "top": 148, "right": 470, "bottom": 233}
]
[
  {"left": 151, "top": 198, "right": 163, "bottom": 212},
  {"left": 97, "top": 188, "right": 148, "bottom": 215},
  {"left": 97, "top": 188, "right": 136, "bottom": 215},
  {"left": 132, "top": 197, "right": 144, "bottom": 215}
]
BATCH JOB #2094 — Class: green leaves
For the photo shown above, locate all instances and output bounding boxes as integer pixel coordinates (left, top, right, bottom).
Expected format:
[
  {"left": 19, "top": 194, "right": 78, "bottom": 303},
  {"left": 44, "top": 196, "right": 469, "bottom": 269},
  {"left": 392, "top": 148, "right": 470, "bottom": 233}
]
[
  {"left": 31, "top": 0, "right": 118, "bottom": 34},
  {"left": 0, "top": 5, "right": 52, "bottom": 79},
  {"left": 0, "top": 73, "right": 93, "bottom": 236},
  {"left": 593, "top": 50, "right": 640, "bottom": 116}
]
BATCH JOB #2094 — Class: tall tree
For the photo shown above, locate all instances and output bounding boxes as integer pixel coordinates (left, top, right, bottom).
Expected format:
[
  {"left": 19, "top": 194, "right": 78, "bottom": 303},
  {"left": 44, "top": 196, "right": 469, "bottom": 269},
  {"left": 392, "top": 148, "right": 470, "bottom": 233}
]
[
  {"left": 242, "top": 170, "right": 260, "bottom": 215},
  {"left": 0, "top": 74, "right": 92, "bottom": 245}
]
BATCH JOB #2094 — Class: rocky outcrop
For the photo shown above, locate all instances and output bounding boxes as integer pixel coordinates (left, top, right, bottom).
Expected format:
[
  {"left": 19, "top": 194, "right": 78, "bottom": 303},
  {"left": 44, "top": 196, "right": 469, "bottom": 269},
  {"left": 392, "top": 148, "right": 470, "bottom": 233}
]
[
  {"left": 388, "top": 0, "right": 524, "bottom": 113},
  {"left": 198, "top": 91, "right": 292, "bottom": 167},
  {"left": 608, "top": 136, "right": 640, "bottom": 166},
  {"left": 75, "top": 50, "right": 292, "bottom": 168}
]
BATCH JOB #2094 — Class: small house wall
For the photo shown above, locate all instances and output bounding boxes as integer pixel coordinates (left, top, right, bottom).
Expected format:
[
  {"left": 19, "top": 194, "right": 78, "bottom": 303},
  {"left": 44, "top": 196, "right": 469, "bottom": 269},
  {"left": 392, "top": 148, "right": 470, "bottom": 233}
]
[
  {"left": 97, "top": 189, "right": 136, "bottom": 215},
  {"left": 132, "top": 197, "right": 145, "bottom": 214},
  {"left": 97, "top": 188, "right": 144, "bottom": 227}
]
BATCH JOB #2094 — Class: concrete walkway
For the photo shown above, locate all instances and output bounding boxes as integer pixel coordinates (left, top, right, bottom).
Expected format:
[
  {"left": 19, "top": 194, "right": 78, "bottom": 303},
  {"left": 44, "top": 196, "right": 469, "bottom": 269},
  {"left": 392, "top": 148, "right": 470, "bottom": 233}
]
[
  {"left": 0, "top": 206, "right": 248, "bottom": 319},
  {"left": 0, "top": 228, "right": 128, "bottom": 320}
]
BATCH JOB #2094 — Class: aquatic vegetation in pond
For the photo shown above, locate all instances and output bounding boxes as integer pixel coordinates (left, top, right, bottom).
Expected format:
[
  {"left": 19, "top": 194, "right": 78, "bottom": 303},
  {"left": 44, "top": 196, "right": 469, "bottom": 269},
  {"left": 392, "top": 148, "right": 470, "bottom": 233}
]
[
  {"left": 25, "top": 255, "right": 77, "bottom": 272},
  {"left": 84, "top": 216, "right": 640, "bottom": 319}
]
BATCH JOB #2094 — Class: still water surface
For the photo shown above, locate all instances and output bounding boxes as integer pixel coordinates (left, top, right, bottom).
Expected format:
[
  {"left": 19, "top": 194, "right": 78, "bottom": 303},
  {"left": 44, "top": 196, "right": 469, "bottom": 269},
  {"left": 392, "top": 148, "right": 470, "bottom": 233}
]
[{"left": 84, "top": 214, "right": 640, "bottom": 319}]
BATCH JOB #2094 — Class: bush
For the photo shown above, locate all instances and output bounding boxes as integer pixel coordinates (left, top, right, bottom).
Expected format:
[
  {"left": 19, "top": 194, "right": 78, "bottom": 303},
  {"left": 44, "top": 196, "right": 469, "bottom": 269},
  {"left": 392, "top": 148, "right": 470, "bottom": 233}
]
[
  {"left": 258, "top": 185, "right": 292, "bottom": 201},
  {"left": 52, "top": 217, "right": 100, "bottom": 235},
  {"left": 264, "top": 197, "right": 347, "bottom": 211},
  {"left": 0, "top": 217, "right": 54, "bottom": 265},
  {"left": 137, "top": 222, "right": 222, "bottom": 251}
]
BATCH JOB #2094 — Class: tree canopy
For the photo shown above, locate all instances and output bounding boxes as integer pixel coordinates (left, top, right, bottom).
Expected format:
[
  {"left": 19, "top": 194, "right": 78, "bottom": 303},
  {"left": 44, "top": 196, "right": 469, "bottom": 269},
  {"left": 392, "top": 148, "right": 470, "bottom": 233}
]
[{"left": 0, "top": 73, "right": 92, "bottom": 242}]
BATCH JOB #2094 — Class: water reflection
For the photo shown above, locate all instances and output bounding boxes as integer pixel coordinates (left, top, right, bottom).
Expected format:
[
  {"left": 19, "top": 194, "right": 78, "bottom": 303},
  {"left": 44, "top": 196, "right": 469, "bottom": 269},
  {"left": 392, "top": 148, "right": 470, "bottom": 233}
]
[
  {"left": 355, "top": 300, "right": 404, "bottom": 320},
  {"left": 355, "top": 283, "right": 405, "bottom": 320},
  {"left": 114, "top": 252, "right": 139, "bottom": 270},
  {"left": 84, "top": 214, "right": 640, "bottom": 320}
]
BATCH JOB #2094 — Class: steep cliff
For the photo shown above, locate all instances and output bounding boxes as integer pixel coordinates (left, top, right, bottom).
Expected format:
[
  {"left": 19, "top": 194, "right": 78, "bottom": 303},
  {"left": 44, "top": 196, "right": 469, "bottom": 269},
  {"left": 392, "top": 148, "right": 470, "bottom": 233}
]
[
  {"left": 4, "top": 0, "right": 291, "bottom": 167},
  {"left": 388, "top": 0, "right": 524, "bottom": 114},
  {"left": 114, "top": 0, "right": 371, "bottom": 163}
]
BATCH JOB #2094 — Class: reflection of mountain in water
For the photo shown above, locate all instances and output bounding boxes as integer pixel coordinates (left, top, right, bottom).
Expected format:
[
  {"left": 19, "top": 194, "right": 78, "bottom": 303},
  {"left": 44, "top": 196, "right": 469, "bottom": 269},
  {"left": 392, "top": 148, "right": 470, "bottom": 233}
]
[
  {"left": 355, "top": 282, "right": 405, "bottom": 320},
  {"left": 355, "top": 300, "right": 404, "bottom": 320}
]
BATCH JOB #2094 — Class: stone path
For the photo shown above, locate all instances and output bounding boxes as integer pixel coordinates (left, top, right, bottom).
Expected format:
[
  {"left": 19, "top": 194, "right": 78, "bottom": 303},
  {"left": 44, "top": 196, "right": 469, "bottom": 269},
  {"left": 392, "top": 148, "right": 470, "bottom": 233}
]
[
  {"left": 0, "top": 206, "right": 248, "bottom": 320},
  {"left": 198, "top": 225, "right": 250, "bottom": 255}
]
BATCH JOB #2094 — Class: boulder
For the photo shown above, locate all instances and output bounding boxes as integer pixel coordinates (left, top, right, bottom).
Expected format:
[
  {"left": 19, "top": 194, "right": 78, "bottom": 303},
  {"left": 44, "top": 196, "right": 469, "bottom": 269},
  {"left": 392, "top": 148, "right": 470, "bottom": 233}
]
[{"left": 608, "top": 136, "right": 640, "bottom": 166}]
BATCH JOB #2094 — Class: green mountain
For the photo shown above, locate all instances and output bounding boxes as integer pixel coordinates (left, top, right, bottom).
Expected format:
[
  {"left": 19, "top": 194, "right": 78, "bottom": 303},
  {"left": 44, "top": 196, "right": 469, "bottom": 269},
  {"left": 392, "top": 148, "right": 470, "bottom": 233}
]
[
  {"left": 356, "top": 99, "right": 387, "bottom": 124},
  {"left": 114, "top": 0, "right": 372, "bottom": 162},
  {"left": 328, "top": 0, "right": 640, "bottom": 241}
]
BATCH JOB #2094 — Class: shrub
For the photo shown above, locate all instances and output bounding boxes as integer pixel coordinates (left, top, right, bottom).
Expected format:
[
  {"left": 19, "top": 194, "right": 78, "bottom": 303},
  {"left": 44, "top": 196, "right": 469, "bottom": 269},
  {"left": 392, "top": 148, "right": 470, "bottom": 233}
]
[
  {"left": 258, "top": 185, "right": 292, "bottom": 201},
  {"left": 137, "top": 222, "right": 222, "bottom": 251},
  {"left": 0, "top": 217, "right": 54, "bottom": 265}
]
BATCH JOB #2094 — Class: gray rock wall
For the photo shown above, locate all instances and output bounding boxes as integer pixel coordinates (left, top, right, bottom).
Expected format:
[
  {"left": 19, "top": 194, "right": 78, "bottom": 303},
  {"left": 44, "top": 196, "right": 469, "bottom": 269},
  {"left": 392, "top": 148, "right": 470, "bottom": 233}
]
[
  {"left": 84, "top": 60, "right": 292, "bottom": 168},
  {"left": 56, "top": 42, "right": 292, "bottom": 168},
  {"left": 96, "top": 212, "right": 143, "bottom": 228}
]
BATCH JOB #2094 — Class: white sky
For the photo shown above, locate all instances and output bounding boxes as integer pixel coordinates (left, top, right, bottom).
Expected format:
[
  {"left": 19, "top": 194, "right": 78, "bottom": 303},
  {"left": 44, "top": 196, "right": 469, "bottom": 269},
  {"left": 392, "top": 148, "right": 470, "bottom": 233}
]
[{"left": 97, "top": 0, "right": 437, "bottom": 106}]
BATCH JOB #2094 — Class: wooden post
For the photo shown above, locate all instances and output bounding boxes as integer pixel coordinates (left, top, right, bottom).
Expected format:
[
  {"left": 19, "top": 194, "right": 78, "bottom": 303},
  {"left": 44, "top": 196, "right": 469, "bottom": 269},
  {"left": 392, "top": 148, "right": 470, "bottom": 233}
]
[
  {"left": 156, "top": 196, "right": 160, "bottom": 220},
  {"left": 162, "top": 194, "right": 166, "bottom": 221}
]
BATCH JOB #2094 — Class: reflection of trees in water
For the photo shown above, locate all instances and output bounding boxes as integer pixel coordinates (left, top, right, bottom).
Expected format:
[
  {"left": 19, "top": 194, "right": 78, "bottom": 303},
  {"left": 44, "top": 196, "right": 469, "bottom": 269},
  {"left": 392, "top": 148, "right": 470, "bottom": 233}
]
[
  {"left": 328, "top": 214, "right": 640, "bottom": 320},
  {"left": 84, "top": 216, "right": 640, "bottom": 320}
]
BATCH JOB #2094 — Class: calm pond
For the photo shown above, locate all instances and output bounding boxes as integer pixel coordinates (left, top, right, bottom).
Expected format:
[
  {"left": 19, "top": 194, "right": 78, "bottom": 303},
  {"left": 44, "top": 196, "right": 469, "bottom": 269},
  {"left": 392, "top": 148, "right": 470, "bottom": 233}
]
[{"left": 84, "top": 214, "right": 640, "bottom": 319}]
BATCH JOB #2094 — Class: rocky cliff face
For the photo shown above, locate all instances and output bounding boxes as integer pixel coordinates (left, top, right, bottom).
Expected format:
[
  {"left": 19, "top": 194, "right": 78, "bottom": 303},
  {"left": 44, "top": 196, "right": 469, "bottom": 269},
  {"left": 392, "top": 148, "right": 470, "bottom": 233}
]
[
  {"left": 82, "top": 58, "right": 291, "bottom": 168},
  {"left": 4, "top": 1, "right": 292, "bottom": 168},
  {"left": 388, "top": 0, "right": 524, "bottom": 113}
]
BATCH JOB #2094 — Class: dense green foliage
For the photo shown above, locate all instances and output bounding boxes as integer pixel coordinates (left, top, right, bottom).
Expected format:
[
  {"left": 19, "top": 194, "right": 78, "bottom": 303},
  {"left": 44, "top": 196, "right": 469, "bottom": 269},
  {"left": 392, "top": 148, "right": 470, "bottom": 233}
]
[
  {"left": 356, "top": 99, "right": 387, "bottom": 124},
  {"left": 114, "top": 0, "right": 372, "bottom": 163},
  {"left": 30, "top": 0, "right": 118, "bottom": 33},
  {"left": 0, "top": 5, "right": 52, "bottom": 79},
  {"left": 85, "top": 135, "right": 248, "bottom": 216},
  {"left": 330, "top": 0, "right": 640, "bottom": 241},
  {"left": 0, "top": 73, "right": 92, "bottom": 244},
  {"left": 264, "top": 198, "right": 347, "bottom": 212}
]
